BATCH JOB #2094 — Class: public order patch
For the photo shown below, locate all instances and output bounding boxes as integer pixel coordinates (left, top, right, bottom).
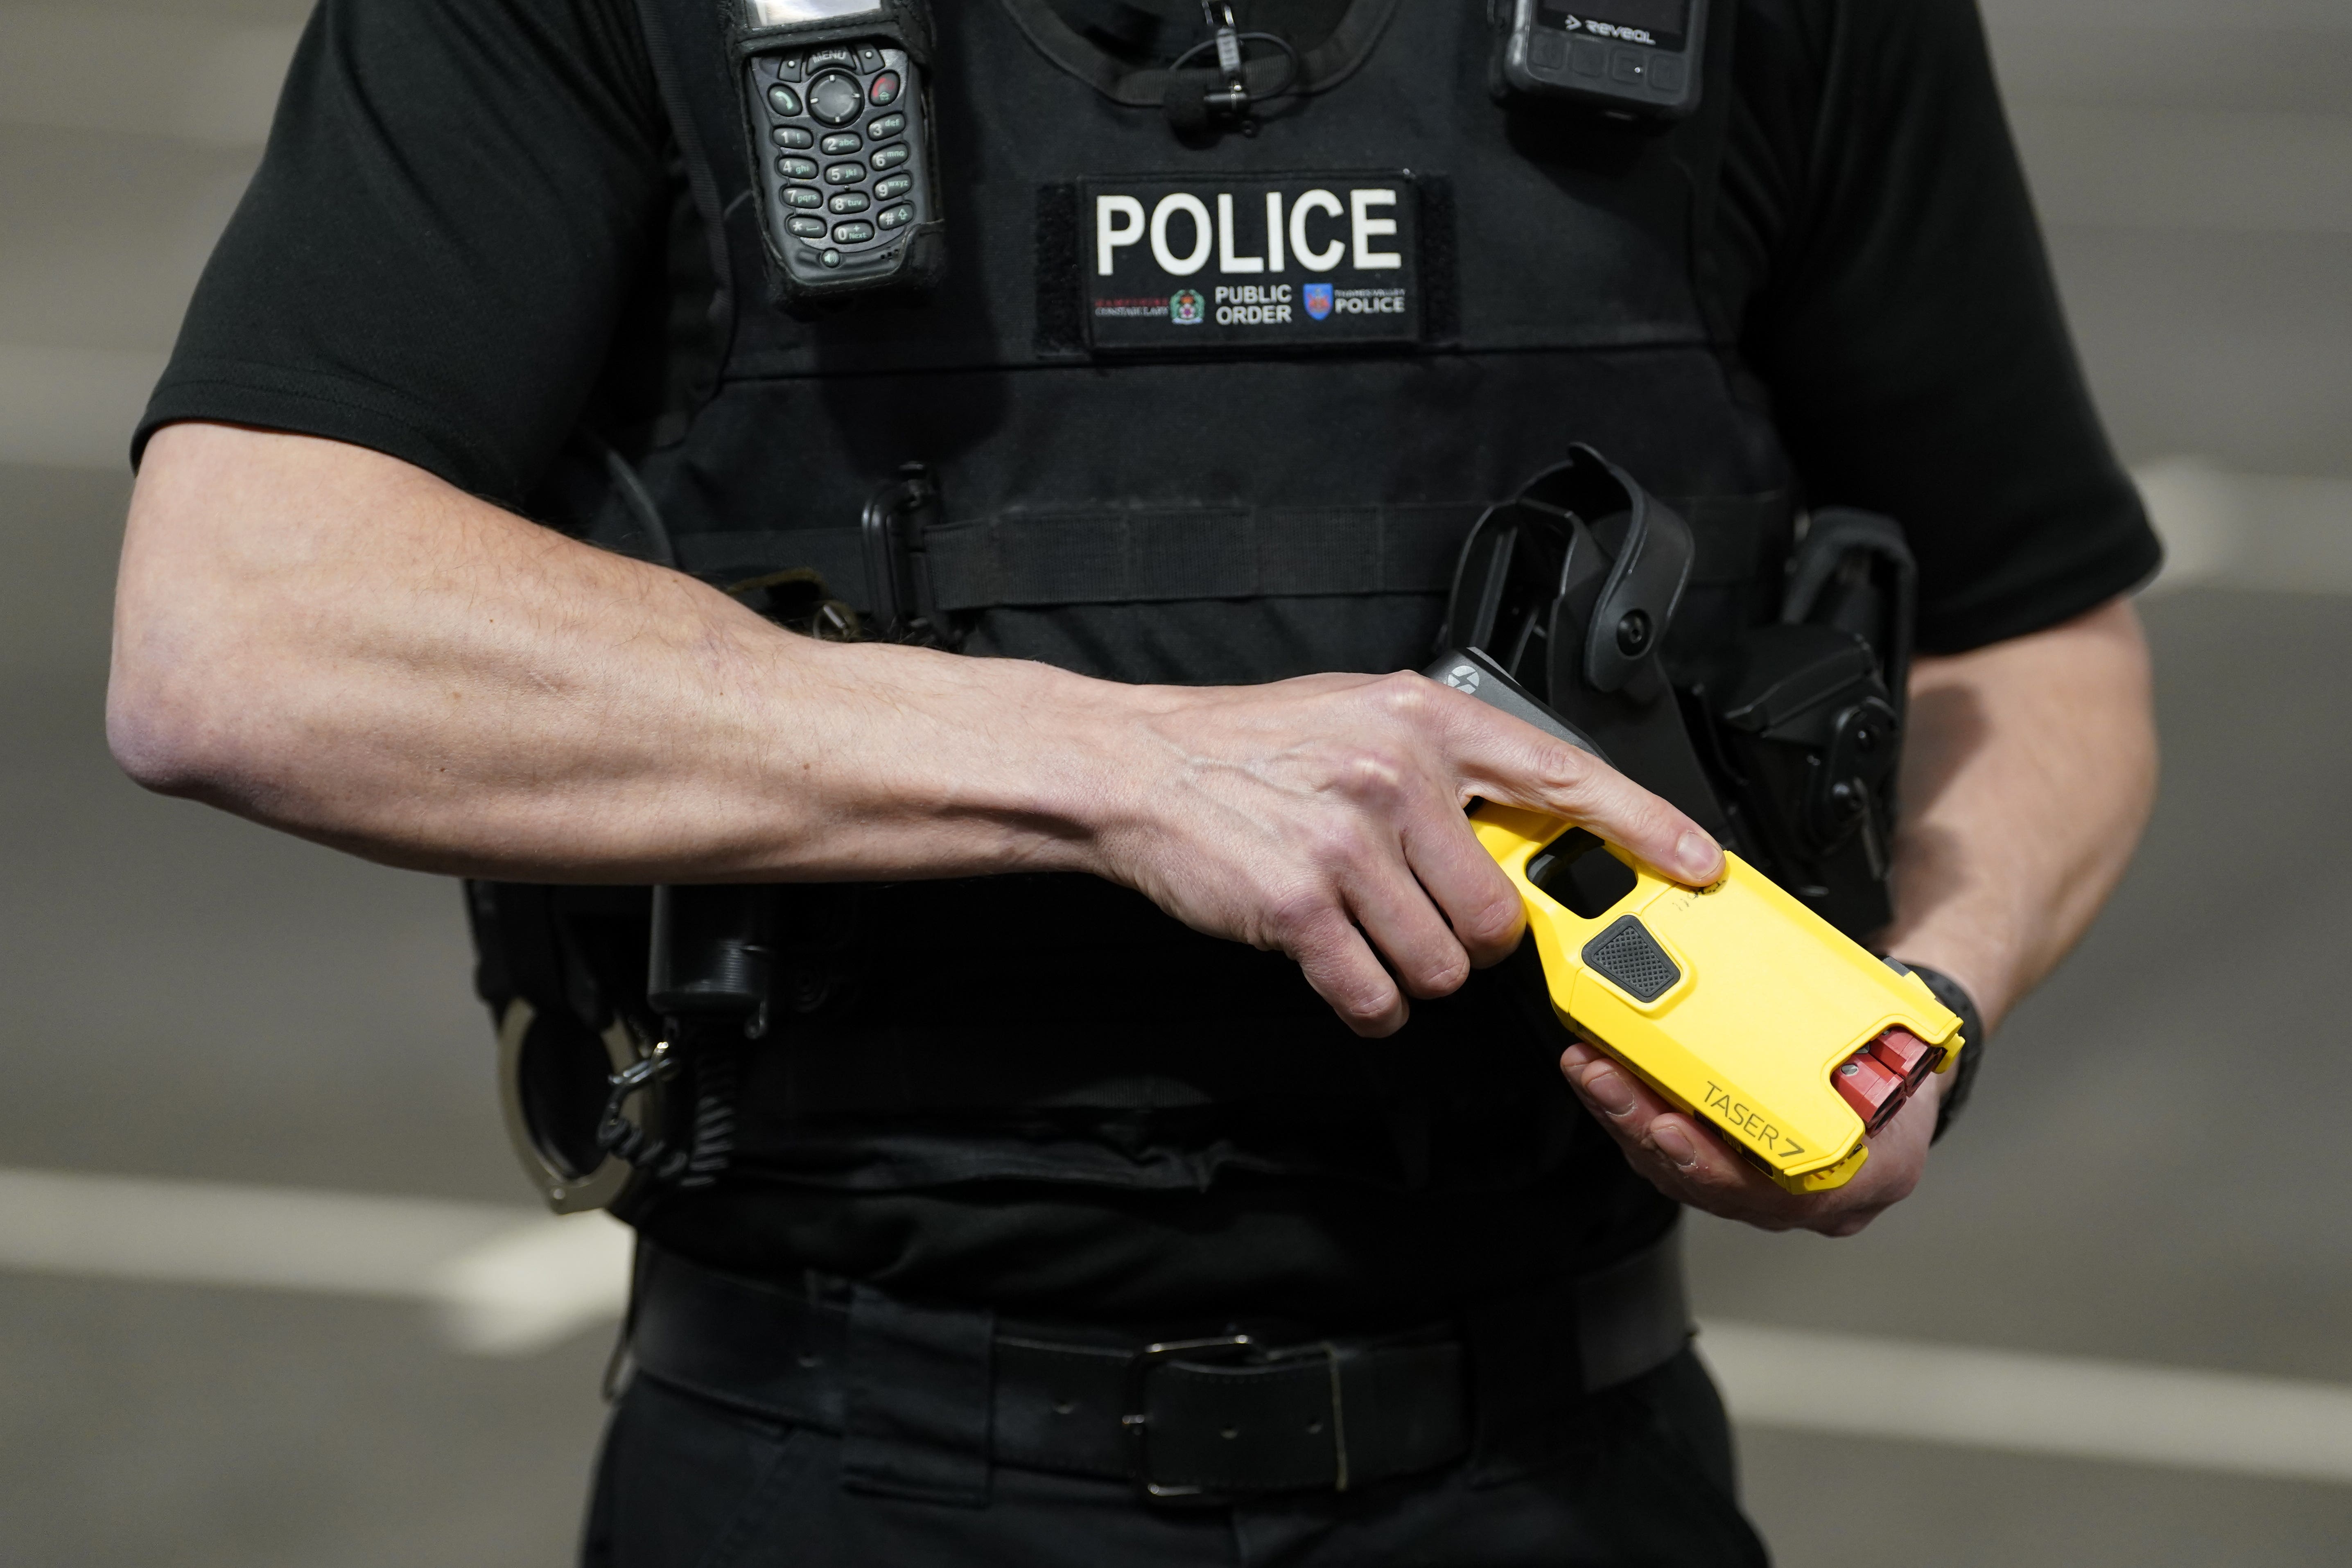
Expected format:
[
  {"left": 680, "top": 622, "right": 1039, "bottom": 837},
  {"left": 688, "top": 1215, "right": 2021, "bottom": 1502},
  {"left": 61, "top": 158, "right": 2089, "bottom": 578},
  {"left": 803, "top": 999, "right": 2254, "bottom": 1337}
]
[{"left": 1079, "top": 172, "right": 1422, "bottom": 352}]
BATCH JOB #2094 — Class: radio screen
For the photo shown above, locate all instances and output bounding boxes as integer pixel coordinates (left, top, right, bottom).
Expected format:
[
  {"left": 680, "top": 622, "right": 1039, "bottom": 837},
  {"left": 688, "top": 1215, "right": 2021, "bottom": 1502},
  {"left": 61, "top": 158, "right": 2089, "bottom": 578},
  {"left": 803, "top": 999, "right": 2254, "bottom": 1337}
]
[{"left": 1536, "top": 0, "right": 1690, "bottom": 51}]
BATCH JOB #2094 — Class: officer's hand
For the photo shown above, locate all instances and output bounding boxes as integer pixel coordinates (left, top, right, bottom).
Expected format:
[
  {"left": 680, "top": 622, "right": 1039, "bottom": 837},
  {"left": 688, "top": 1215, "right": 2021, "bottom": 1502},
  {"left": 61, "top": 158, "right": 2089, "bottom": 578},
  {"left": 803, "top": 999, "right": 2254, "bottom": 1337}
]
[
  {"left": 1097, "top": 671, "right": 1722, "bottom": 1038},
  {"left": 1559, "top": 1040, "right": 1937, "bottom": 1236}
]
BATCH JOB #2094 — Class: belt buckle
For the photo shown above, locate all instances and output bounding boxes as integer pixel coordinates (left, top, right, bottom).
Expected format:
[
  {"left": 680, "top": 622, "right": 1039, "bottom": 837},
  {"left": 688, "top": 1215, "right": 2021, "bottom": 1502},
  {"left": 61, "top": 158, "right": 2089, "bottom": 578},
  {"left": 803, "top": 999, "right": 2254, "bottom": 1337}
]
[
  {"left": 1121, "top": 1335, "right": 1355, "bottom": 1502},
  {"left": 1121, "top": 1334, "right": 1255, "bottom": 1502}
]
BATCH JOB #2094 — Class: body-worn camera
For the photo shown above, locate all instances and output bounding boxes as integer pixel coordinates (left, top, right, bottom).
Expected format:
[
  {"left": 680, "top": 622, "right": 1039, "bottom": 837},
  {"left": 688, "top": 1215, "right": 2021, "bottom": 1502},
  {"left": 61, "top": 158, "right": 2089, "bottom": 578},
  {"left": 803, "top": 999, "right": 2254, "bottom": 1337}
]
[
  {"left": 1491, "top": 0, "right": 1708, "bottom": 120},
  {"left": 732, "top": 0, "right": 946, "bottom": 301}
]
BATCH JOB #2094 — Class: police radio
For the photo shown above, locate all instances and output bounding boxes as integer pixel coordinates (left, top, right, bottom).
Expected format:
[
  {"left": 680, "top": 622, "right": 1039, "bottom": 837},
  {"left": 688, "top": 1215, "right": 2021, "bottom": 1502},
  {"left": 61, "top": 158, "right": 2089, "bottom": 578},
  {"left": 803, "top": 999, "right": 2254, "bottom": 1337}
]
[
  {"left": 1491, "top": 0, "right": 1707, "bottom": 119},
  {"left": 730, "top": 0, "right": 946, "bottom": 301}
]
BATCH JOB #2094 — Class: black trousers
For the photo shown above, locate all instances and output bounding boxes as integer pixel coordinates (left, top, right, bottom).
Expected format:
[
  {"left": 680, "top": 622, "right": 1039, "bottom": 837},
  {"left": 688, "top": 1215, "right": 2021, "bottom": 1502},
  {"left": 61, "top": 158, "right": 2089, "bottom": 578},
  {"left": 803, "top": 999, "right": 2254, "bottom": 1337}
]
[{"left": 582, "top": 1349, "right": 1768, "bottom": 1568}]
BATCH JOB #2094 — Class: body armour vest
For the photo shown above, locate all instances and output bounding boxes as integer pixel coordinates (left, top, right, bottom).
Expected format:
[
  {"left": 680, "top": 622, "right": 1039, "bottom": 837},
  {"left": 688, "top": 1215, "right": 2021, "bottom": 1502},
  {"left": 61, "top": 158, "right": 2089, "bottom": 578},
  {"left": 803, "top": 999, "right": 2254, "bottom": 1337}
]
[{"left": 505, "top": 0, "right": 1801, "bottom": 1234}]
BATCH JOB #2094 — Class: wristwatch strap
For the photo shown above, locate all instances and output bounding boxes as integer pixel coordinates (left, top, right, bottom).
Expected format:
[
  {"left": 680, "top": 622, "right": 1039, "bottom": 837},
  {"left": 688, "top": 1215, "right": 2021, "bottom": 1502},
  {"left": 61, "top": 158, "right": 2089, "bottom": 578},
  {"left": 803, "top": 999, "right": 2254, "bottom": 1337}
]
[{"left": 1899, "top": 962, "right": 1985, "bottom": 1142}]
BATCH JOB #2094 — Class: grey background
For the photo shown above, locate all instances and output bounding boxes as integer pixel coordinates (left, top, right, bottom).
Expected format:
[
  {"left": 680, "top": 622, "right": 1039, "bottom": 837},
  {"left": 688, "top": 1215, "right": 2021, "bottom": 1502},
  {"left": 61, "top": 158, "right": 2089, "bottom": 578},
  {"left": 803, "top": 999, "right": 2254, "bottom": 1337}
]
[{"left": 2, "top": 0, "right": 2349, "bottom": 1562}]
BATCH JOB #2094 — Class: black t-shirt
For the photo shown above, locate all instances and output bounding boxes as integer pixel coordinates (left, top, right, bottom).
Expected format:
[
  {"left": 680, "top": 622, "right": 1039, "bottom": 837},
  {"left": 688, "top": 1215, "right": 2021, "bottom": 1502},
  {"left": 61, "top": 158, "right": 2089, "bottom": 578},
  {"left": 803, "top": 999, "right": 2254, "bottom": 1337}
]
[{"left": 139, "top": 0, "right": 2159, "bottom": 1322}]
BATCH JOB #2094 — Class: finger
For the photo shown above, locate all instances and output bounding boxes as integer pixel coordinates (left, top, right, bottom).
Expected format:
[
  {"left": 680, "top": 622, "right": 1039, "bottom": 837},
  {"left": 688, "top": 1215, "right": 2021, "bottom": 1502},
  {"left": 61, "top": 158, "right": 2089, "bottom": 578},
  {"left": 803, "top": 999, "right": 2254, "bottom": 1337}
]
[
  {"left": 1439, "top": 689, "right": 1723, "bottom": 885},
  {"left": 1340, "top": 844, "right": 1475, "bottom": 1001},
  {"left": 1559, "top": 1042, "right": 1707, "bottom": 1177},
  {"left": 1283, "top": 905, "right": 1410, "bottom": 1038},
  {"left": 1559, "top": 1044, "right": 1807, "bottom": 1226},
  {"left": 1635, "top": 1114, "right": 1788, "bottom": 1209},
  {"left": 1795, "top": 1078, "right": 1939, "bottom": 1236},
  {"left": 1398, "top": 798, "right": 1527, "bottom": 970},
  {"left": 1560, "top": 1040, "right": 1935, "bottom": 1235}
]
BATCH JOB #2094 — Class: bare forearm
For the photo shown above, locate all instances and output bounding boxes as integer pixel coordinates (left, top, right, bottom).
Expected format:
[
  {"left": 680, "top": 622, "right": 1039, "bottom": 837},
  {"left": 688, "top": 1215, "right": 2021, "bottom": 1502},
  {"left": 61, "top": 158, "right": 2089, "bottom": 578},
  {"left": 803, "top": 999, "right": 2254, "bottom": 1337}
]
[
  {"left": 110, "top": 424, "right": 1125, "bottom": 882},
  {"left": 1877, "top": 597, "right": 2157, "bottom": 1026},
  {"left": 113, "top": 425, "right": 1728, "bottom": 1033}
]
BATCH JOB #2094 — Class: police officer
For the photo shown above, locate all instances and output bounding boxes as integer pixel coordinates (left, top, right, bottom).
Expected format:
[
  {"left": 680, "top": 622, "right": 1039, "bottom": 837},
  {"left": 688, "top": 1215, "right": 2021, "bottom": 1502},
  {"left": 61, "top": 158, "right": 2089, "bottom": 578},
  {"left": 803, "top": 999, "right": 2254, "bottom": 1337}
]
[{"left": 111, "top": 0, "right": 2160, "bottom": 1561}]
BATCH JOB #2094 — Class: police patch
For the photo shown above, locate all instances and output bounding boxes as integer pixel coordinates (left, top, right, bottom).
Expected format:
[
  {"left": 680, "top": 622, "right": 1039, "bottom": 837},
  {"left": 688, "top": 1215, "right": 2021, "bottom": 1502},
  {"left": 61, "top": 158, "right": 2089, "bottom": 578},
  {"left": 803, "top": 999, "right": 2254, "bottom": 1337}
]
[{"left": 1079, "top": 173, "right": 1423, "bottom": 353}]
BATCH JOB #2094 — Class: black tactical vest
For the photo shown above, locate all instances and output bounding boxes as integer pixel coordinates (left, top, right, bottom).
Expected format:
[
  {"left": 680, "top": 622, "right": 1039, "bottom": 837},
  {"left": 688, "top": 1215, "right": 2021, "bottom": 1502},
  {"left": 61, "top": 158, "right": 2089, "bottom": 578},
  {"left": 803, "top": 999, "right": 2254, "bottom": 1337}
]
[{"left": 514, "top": 0, "right": 1798, "bottom": 1236}]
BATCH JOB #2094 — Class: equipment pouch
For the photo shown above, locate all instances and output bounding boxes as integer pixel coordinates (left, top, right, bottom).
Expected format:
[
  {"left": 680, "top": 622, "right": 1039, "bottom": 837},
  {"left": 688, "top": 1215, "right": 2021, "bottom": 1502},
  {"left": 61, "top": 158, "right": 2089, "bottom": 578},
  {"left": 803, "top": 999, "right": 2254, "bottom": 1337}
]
[{"left": 1696, "top": 510, "right": 1915, "bottom": 937}]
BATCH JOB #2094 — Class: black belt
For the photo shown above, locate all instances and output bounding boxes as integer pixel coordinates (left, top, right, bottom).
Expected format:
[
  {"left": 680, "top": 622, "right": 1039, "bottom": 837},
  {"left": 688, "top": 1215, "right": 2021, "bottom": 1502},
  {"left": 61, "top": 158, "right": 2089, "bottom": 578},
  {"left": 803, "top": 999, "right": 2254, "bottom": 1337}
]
[{"left": 627, "top": 1232, "right": 1691, "bottom": 1503}]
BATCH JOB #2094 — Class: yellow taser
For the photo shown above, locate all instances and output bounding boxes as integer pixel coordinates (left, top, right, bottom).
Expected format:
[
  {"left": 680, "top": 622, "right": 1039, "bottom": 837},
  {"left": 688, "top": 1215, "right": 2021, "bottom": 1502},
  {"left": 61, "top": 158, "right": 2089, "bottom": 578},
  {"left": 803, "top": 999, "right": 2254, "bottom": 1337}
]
[{"left": 1472, "top": 802, "right": 1966, "bottom": 1193}]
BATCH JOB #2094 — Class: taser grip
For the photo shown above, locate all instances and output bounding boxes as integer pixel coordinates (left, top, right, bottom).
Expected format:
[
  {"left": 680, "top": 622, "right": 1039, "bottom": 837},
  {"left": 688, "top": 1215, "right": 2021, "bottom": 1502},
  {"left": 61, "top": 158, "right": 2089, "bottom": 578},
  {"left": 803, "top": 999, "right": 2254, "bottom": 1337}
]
[{"left": 1472, "top": 803, "right": 1967, "bottom": 1193}]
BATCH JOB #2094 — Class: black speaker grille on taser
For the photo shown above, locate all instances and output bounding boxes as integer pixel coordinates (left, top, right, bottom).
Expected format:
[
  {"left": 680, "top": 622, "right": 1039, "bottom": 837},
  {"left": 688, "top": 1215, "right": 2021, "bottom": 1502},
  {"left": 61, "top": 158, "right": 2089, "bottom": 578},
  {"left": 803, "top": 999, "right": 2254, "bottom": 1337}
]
[{"left": 1582, "top": 916, "right": 1681, "bottom": 1003}]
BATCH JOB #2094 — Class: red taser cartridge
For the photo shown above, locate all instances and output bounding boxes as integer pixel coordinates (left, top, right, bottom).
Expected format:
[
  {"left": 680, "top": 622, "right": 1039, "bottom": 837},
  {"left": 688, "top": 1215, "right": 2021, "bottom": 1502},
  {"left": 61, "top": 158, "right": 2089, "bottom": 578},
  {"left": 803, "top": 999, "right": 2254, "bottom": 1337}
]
[
  {"left": 1832, "top": 1051, "right": 1907, "bottom": 1133},
  {"left": 1867, "top": 1028, "right": 1943, "bottom": 1093}
]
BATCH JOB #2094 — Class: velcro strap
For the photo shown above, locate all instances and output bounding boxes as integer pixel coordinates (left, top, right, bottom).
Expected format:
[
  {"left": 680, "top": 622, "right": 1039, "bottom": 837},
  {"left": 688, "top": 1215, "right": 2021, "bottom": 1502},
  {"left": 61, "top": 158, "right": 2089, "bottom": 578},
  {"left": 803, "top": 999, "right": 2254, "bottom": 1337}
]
[
  {"left": 668, "top": 505, "right": 1482, "bottom": 614},
  {"left": 920, "top": 504, "right": 1478, "bottom": 610},
  {"left": 665, "top": 497, "right": 1780, "bottom": 613}
]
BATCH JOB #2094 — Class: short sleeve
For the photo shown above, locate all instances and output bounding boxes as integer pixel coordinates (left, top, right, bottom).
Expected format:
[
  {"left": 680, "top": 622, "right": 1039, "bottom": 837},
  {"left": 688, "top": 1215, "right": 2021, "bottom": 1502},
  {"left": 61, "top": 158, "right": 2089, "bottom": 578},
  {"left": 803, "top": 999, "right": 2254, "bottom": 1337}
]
[
  {"left": 134, "top": 0, "right": 667, "bottom": 507},
  {"left": 1740, "top": 0, "right": 2162, "bottom": 653}
]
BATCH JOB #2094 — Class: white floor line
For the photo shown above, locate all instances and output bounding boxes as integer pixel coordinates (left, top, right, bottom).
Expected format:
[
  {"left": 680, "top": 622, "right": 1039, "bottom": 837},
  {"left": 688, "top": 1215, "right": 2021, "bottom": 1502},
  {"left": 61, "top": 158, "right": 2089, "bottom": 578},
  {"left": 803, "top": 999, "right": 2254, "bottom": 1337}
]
[
  {"left": 0, "top": 1166, "right": 630, "bottom": 1357},
  {"left": 9, "top": 1166, "right": 2352, "bottom": 1485},
  {"left": 1698, "top": 1320, "right": 2352, "bottom": 1486},
  {"left": 2135, "top": 458, "right": 2352, "bottom": 597}
]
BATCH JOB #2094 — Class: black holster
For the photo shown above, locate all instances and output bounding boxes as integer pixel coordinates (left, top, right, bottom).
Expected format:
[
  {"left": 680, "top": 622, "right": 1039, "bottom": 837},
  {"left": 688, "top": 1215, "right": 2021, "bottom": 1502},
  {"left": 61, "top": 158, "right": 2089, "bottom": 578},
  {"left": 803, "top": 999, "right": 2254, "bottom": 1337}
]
[{"left": 1439, "top": 448, "right": 1917, "bottom": 939}]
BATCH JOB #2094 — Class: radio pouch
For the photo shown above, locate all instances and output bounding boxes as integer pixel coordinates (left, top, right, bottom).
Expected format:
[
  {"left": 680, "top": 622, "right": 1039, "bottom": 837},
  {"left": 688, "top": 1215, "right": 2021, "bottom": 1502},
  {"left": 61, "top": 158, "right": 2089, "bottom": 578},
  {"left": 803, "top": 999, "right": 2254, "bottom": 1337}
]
[{"left": 728, "top": 0, "right": 947, "bottom": 305}]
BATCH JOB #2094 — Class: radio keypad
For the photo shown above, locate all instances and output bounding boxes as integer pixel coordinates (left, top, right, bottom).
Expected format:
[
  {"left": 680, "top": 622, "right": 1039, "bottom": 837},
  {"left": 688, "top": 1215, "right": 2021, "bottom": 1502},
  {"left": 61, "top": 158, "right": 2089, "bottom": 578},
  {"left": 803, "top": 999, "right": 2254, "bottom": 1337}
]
[
  {"left": 807, "top": 72, "right": 863, "bottom": 125},
  {"left": 753, "top": 45, "right": 924, "bottom": 273}
]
